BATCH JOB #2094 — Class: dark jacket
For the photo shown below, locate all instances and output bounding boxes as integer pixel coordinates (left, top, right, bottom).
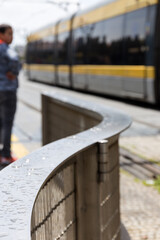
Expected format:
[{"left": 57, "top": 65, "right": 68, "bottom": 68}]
[{"left": 0, "top": 41, "right": 21, "bottom": 91}]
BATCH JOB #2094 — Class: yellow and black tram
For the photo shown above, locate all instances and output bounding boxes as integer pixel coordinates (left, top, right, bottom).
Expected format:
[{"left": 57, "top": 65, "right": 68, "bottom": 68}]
[{"left": 25, "top": 0, "right": 160, "bottom": 105}]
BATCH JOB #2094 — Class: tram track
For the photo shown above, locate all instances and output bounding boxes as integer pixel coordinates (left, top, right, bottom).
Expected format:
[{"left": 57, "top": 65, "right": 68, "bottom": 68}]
[
  {"left": 120, "top": 148, "right": 160, "bottom": 180},
  {"left": 132, "top": 118, "right": 160, "bottom": 131}
]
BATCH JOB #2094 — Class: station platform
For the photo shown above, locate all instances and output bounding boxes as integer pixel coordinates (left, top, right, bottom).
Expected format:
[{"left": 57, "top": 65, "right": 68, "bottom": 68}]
[{"left": 1, "top": 71, "right": 160, "bottom": 239}]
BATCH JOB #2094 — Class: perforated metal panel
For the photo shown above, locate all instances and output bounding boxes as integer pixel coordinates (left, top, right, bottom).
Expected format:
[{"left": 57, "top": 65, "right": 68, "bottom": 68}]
[{"left": 31, "top": 165, "right": 76, "bottom": 240}]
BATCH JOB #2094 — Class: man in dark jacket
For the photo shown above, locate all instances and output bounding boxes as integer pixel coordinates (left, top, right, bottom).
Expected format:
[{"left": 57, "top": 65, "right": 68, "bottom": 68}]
[{"left": 0, "top": 24, "right": 21, "bottom": 165}]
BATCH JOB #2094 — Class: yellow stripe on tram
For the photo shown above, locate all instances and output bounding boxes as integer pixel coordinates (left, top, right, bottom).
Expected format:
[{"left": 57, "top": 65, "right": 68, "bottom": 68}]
[
  {"left": 24, "top": 64, "right": 155, "bottom": 79},
  {"left": 72, "top": 65, "right": 155, "bottom": 79},
  {"left": 24, "top": 64, "right": 56, "bottom": 72},
  {"left": 11, "top": 134, "right": 29, "bottom": 159}
]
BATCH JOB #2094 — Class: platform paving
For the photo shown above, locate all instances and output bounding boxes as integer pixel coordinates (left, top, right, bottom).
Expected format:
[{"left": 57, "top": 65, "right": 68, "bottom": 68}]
[
  {"left": 119, "top": 122, "right": 160, "bottom": 238},
  {"left": 120, "top": 172, "right": 160, "bottom": 240}
]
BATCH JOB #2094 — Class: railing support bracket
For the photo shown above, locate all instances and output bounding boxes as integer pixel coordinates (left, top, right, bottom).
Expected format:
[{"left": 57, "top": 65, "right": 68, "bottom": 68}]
[{"left": 97, "top": 139, "right": 109, "bottom": 182}]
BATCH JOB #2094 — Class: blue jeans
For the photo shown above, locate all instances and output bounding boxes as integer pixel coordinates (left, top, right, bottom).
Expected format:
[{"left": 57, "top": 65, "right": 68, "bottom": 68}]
[{"left": 0, "top": 91, "right": 17, "bottom": 157}]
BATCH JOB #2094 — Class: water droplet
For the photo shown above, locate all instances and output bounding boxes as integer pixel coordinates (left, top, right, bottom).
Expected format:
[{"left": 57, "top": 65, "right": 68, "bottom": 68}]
[
  {"left": 10, "top": 218, "right": 17, "bottom": 223},
  {"left": 25, "top": 159, "right": 30, "bottom": 163}
]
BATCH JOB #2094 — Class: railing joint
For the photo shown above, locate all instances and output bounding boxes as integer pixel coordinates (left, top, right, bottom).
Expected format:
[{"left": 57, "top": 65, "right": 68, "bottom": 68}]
[{"left": 97, "top": 139, "right": 109, "bottom": 182}]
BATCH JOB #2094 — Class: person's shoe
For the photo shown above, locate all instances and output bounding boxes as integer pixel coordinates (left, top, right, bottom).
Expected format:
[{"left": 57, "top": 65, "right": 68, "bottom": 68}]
[
  {"left": 10, "top": 153, "right": 18, "bottom": 162},
  {"left": 0, "top": 156, "right": 17, "bottom": 165},
  {"left": 10, "top": 155, "right": 18, "bottom": 162}
]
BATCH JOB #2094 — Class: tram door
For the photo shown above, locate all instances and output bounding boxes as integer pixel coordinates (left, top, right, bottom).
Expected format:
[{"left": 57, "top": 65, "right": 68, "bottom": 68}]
[
  {"left": 124, "top": 3, "right": 158, "bottom": 103},
  {"left": 56, "top": 18, "right": 73, "bottom": 88},
  {"left": 56, "top": 31, "right": 71, "bottom": 87},
  {"left": 123, "top": 6, "right": 148, "bottom": 100}
]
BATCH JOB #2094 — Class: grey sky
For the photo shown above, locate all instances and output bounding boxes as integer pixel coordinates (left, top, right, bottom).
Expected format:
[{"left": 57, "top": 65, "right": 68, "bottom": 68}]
[{"left": 0, "top": 0, "right": 101, "bottom": 45}]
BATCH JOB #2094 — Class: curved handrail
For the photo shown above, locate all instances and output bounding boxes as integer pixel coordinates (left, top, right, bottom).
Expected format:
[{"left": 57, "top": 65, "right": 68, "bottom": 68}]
[{"left": 0, "top": 92, "right": 131, "bottom": 240}]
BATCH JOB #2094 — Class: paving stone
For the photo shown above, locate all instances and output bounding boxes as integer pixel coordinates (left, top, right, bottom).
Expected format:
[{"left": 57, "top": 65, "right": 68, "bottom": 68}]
[{"left": 120, "top": 172, "right": 160, "bottom": 240}]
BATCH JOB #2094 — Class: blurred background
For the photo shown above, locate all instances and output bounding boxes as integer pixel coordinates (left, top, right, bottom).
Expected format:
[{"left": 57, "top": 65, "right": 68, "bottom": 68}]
[
  {"left": 1, "top": 1, "right": 160, "bottom": 239},
  {"left": 0, "top": 0, "right": 99, "bottom": 46}
]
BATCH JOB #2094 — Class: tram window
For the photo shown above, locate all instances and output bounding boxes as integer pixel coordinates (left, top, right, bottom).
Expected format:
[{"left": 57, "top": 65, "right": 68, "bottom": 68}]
[
  {"left": 87, "top": 15, "right": 124, "bottom": 65},
  {"left": 146, "top": 5, "right": 156, "bottom": 66},
  {"left": 57, "top": 32, "right": 69, "bottom": 64},
  {"left": 27, "top": 36, "right": 55, "bottom": 64},
  {"left": 26, "top": 43, "right": 31, "bottom": 63},
  {"left": 124, "top": 8, "right": 147, "bottom": 65},
  {"left": 27, "top": 42, "right": 38, "bottom": 64},
  {"left": 72, "top": 26, "right": 89, "bottom": 64},
  {"left": 87, "top": 22, "right": 106, "bottom": 64},
  {"left": 36, "top": 36, "right": 55, "bottom": 64},
  {"left": 26, "top": 44, "right": 31, "bottom": 63},
  {"left": 72, "top": 15, "right": 124, "bottom": 65}
]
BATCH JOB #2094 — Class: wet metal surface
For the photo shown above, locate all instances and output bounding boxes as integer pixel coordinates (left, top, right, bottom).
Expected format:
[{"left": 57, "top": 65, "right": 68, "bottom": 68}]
[{"left": 0, "top": 92, "right": 131, "bottom": 239}]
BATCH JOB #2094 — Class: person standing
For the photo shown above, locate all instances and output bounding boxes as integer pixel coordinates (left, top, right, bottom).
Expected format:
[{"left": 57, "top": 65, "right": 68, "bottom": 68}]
[{"left": 0, "top": 24, "right": 21, "bottom": 165}]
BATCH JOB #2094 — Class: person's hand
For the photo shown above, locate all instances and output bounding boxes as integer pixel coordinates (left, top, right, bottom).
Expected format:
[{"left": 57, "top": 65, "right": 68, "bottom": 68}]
[{"left": 6, "top": 72, "right": 16, "bottom": 80}]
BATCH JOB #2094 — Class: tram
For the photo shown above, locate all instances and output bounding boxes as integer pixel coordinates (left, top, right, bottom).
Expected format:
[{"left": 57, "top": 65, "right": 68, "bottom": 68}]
[{"left": 25, "top": 0, "right": 160, "bottom": 104}]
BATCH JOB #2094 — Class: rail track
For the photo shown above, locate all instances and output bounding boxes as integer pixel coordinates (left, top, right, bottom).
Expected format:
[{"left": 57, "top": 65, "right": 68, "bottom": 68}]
[{"left": 120, "top": 148, "right": 160, "bottom": 180}]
